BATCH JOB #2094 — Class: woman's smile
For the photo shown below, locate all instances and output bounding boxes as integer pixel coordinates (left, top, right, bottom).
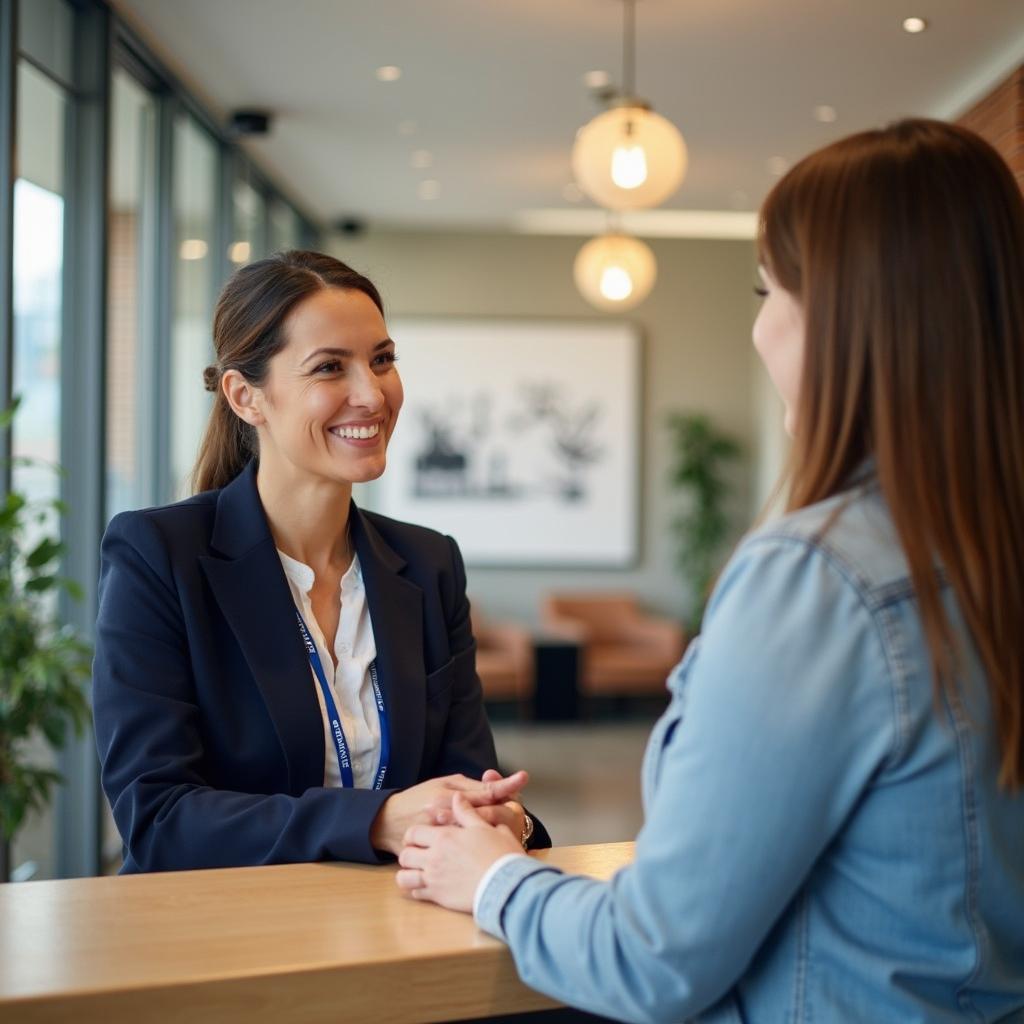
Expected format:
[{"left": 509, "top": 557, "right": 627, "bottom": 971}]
[{"left": 327, "top": 419, "right": 384, "bottom": 446}]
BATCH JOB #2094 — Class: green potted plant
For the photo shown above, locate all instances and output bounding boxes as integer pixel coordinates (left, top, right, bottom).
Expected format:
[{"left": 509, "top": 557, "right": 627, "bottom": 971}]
[
  {"left": 0, "top": 403, "right": 92, "bottom": 882},
  {"left": 667, "top": 412, "right": 742, "bottom": 633}
]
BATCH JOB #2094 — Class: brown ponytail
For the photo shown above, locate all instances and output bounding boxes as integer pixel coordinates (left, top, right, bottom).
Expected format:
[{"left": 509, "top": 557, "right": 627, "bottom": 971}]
[
  {"left": 191, "top": 250, "right": 384, "bottom": 493},
  {"left": 191, "top": 394, "right": 258, "bottom": 495}
]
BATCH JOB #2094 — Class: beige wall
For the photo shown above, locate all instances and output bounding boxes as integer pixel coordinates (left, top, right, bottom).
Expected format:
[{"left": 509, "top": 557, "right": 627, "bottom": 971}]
[{"left": 327, "top": 228, "right": 773, "bottom": 627}]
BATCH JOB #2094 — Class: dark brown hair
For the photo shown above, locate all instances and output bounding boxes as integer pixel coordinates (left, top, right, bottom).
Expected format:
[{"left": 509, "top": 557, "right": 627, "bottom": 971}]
[
  {"left": 191, "top": 250, "right": 384, "bottom": 493},
  {"left": 759, "top": 118, "right": 1024, "bottom": 789}
]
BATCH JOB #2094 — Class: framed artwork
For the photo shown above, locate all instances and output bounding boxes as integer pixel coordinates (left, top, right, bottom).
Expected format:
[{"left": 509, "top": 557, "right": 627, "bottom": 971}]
[{"left": 374, "top": 318, "right": 641, "bottom": 567}]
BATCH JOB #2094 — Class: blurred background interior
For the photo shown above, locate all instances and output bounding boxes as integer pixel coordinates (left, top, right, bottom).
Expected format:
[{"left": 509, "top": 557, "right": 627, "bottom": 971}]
[{"left": 4, "top": 0, "right": 1023, "bottom": 880}]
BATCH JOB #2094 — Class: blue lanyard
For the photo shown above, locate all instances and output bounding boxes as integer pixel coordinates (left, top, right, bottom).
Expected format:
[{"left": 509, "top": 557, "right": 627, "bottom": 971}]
[{"left": 295, "top": 609, "right": 391, "bottom": 790}]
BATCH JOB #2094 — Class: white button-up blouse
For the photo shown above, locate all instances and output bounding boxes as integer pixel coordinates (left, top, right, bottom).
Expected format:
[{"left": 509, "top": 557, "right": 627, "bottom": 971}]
[{"left": 277, "top": 550, "right": 381, "bottom": 789}]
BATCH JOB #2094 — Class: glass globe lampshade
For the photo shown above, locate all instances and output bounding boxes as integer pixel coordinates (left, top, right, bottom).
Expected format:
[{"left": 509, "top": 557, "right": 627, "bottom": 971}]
[
  {"left": 571, "top": 104, "right": 687, "bottom": 211},
  {"left": 574, "top": 233, "right": 656, "bottom": 311}
]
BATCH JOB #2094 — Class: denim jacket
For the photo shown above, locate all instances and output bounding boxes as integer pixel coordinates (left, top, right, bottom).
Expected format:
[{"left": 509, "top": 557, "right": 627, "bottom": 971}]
[{"left": 476, "top": 474, "right": 1024, "bottom": 1022}]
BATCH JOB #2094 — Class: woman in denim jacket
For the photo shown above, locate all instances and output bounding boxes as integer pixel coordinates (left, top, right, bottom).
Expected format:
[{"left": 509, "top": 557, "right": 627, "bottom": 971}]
[{"left": 395, "top": 118, "right": 1024, "bottom": 1023}]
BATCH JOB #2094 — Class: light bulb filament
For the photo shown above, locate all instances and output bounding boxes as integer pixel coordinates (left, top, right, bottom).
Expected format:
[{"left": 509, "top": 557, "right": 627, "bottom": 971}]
[
  {"left": 600, "top": 266, "right": 634, "bottom": 301},
  {"left": 611, "top": 144, "right": 648, "bottom": 189}
]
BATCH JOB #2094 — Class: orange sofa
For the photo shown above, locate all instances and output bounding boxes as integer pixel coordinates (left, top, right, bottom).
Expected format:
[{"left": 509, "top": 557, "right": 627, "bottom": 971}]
[
  {"left": 541, "top": 592, "right": 686, "bottom": 697},
  {"left": 470, "top": 606, "right": 534, "bottom": 703}
]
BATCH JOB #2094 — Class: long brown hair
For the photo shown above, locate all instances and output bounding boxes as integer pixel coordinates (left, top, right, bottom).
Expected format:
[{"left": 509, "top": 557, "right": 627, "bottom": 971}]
[
  {"left": 759, "top": 118, "right": 1024, "bottom": 790},
  {"left": 191, "top": 250, "right": 384, "bottom": 493}
]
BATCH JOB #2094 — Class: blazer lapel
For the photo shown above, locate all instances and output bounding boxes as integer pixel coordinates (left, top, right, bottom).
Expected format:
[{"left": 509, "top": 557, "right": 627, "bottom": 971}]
[
  {"left": 350, "top": 506, "right": 426, "bottom": 789},
  {"left": 198, "top": 463, "right": 325, "bottom": 794}
]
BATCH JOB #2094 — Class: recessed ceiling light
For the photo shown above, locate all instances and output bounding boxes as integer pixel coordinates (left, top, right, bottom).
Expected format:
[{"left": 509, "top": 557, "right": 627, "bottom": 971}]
[
  {"left": 418, "top": 179, "right": 441, "bottom": 200},
  {"left": 813, "top": 104, "right": 838, "bottom": 123},
  {"left": 902, "top": 16, "right": 927, "bottom": 33},
  {"left": 397, "top": 120, "right": 417, "bottom": 136},
  {"left": 411, "top": 149, "right": 433, "bottom": 169},
  {"left": 583, "top": 70, "right": 611, "bottom": 89},
  {"left": 767, "top": 156, "right": 789, "bottom": 177},
  {"left": 228, "top": 241, "right": 251, "bottom": 264},
  {"left": 562, "top": 182, "right": 584, "bottom": 203},
  {"left": 376, "top": 65, "right": 402, "bottom": 82}
]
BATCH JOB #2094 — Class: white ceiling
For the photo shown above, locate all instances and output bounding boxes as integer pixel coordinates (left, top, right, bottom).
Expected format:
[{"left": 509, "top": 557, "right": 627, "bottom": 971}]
[{"left": 111, "top": 0, "right": 1024, "bottom": 235}]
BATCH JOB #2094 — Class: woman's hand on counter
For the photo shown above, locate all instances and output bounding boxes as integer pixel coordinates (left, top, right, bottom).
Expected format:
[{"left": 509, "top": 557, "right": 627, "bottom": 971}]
[{"left": 395, "top": 793, "right": 525, "bottom": 912}]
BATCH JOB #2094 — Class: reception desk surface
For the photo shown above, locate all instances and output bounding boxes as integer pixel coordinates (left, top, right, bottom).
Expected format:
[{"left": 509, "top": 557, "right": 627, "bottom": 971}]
[{"left": 0, "top": 841, "right": 634, "bottom": 1023}]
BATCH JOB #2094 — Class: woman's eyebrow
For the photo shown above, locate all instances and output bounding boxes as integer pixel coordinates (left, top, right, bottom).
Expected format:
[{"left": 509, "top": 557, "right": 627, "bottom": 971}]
[{"left": 300, "top": 339, "right": 394, "bottom": 365}]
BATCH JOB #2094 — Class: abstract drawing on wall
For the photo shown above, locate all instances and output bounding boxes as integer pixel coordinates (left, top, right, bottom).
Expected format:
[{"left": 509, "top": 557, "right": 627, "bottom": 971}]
[{"left": 374, "top": 318, "right": 640, "bottom": 566}]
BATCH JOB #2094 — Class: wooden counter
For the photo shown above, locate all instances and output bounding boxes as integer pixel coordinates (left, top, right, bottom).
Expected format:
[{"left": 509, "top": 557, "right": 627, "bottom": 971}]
[{"left": 0, "top": 842, "right": 634, "bottom": 1023}]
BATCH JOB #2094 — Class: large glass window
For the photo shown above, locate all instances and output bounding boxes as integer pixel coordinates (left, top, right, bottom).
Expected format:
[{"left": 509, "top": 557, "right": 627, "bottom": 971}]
[
  {"left": 9, "top": 58, "right": 69, "bottom": 880},
  {"left": 12, "top": 61, "right": 65, "bottom": 535},
  {"left": 18, "top": 0, "right": 73, "bottom": 85},
  {"left": 171, "top": 114, "right": 218, "bottom": 496},
  {"left": 229, "top": 167, "right": 266, "bottom": 266},
  {"left": 4, "top": 1, "right": 320, "bottom": 879},
  {"left": 269, "top": 196, "right": 301, "bottom": 253},
  {"left": 106, "top": 67, "right": 157, "bottom": 517}
]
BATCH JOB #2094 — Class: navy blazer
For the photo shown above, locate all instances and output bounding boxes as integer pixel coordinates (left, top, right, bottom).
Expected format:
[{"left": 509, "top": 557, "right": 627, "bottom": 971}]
[{"left": 93, "top": 462, "right": 549, "bottom": 872}]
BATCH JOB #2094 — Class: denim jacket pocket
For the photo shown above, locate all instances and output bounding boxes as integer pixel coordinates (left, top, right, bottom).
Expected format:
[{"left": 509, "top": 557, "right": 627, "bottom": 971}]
[{"left": 693, "top": 991, "right": 746, "bottom": 1023}]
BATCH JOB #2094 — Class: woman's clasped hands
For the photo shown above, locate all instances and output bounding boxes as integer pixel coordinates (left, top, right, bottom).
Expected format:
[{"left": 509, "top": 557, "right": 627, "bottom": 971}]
[
  {"left": 394, "top": 777, "right": 527, "bottom": 913},
  {"left": 370, "top": 768, "right": 529, "bottom": 860}
]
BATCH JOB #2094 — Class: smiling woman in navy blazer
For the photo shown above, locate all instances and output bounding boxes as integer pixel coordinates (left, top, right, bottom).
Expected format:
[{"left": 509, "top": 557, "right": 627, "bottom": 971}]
[{"left": 93, "top": 250, "right": 548, "bottom": 872}]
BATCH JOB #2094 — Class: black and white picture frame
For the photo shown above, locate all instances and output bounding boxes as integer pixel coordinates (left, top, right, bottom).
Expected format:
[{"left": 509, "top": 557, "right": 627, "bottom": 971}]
[{"left": 375, "top": 318, "right": 641, "bottom": 567}]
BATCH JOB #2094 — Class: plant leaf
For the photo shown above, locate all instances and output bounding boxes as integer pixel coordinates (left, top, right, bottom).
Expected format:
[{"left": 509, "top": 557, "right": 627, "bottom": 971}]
[
  {"left": 0, "top": 396, "right": 21, "bottom": 429},
  {"left": 26, "top": 538, "right": 63, "bottom": 569},
  {"left": 25, "top": 575, "right": 58, "bottom": 593}
]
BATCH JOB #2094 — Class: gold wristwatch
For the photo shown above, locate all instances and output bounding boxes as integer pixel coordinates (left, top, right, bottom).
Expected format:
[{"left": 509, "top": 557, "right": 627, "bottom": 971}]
[{"left": 519, "top": 812, "right": 534, "bottom": 850}]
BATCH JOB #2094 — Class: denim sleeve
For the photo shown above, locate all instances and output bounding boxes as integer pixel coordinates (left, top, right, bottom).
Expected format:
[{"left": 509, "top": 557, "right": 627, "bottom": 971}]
[{"left": 486, "top": 536, "right": 897, "bottom": 1024}]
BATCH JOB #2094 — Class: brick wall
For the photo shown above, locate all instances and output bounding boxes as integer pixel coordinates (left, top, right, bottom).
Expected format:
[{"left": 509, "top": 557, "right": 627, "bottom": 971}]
[{"left": 958, "top": 64, "right": 1024, "bottom": 191}]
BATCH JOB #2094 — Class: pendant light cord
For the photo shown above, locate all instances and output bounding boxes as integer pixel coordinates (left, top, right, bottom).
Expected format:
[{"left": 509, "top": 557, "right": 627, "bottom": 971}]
[{"left": 622, "top": 0, "right": 636, "bottom": 100}]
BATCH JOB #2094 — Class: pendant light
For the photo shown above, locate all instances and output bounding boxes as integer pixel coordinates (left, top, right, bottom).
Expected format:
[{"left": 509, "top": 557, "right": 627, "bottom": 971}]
[
  {"left": 571, "top": 0, "right": 687, "bottom": 211},
  {"left": 574, "top": 230, "right": 656, "bottom": 311}
]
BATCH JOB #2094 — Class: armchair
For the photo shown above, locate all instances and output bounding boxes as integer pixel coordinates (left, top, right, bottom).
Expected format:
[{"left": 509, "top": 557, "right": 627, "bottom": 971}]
[
  {"left": 469, "top": 604, "right": 534, "bottom": 703},
  {"left": 542, "top": 592, "right": 686, "bottom": 696}
]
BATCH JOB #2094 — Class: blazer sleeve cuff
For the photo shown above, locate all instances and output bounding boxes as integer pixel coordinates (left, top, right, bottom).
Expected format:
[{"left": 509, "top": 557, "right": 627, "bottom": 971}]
[
  {"left": 473, "top": 854, "right": 561, "bottom": 940},
  {"left": 327, "top": 786, "right": 399, "bottom": 865}
]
